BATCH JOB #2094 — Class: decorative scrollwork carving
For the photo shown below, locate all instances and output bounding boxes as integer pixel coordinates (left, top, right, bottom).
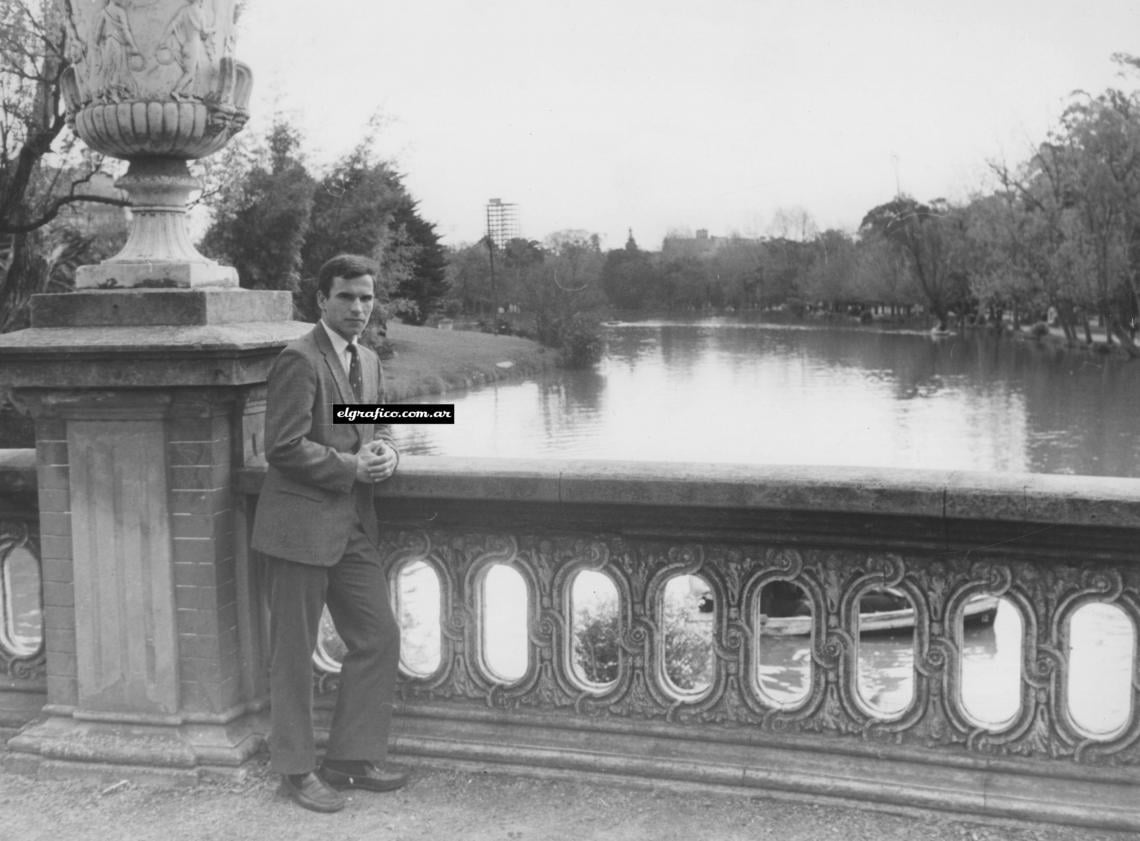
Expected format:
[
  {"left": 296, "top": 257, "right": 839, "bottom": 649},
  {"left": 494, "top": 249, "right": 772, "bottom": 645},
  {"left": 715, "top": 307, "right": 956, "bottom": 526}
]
[{"left": 372, "top": 525, "right": 1140, "bottom": 767}]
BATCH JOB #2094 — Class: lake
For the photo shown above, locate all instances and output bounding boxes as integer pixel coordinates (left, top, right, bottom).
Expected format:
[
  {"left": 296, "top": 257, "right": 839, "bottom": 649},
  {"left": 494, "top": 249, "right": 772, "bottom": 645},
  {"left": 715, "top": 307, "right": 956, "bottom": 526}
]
[{"left": 393, "top": 317, "right": 1140, "bottom": 477}]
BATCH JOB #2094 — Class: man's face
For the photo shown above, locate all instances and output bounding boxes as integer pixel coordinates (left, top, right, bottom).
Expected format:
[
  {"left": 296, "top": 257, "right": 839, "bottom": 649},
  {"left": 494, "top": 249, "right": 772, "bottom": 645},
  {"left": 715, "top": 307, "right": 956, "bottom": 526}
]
[{"left": 318, "top": 274, "right": 375, "bottom": 341}]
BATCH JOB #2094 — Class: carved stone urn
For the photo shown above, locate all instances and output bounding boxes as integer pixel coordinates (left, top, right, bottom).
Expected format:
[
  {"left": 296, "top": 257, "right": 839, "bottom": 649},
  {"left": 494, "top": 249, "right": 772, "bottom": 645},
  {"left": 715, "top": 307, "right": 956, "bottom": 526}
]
[{"left": 59, "top": 0, "right": 252, "bottom": 288}]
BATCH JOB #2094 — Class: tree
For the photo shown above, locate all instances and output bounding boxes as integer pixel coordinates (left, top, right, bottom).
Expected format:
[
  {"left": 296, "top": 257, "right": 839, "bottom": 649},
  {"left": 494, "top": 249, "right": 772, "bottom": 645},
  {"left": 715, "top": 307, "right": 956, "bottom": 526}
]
[
  {"left": 443, "top": 241, "right": 493, "bottom": 315},
  {"left": 1051, "top": 84, "right": 1140, "bottom": 354},
  {"left": 710, "top": 237, "right": 766, "bottom": 310},
  {"left": 601, "top": 231, "right": 656, "bottom": 310},
  {"left": 538, "top": 230, "right": 605, "bottom": 363},
  {"left": 297, "top": 136, "right": 414, "bottom": 344},
  {"left": 990, "top": 148, "right": 1095, "bottom": 342},
  {"left": 199, "top": 118, "right": 315, "bottom": 300},
  {"left": 389, "top": 196, "right": 448, "bottom": 325},
  {"left": 801, "top": 229, "right": 858, "bottom": 309},
  {"left": 0, "top": 0, "right": 128, "bottom": 331},
  {"left": 859, "top": 196, "right": 965, "bottom": 330}
]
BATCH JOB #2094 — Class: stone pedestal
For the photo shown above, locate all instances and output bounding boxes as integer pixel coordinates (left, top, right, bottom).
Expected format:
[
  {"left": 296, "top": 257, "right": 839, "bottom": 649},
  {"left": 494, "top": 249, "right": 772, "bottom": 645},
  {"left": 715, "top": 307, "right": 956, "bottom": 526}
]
[
  {"left": 74, "top": 161, "right": 239, "bottom": 290},
  {"left": 0, "top": 289, "right": 308, "bottom": 780}
]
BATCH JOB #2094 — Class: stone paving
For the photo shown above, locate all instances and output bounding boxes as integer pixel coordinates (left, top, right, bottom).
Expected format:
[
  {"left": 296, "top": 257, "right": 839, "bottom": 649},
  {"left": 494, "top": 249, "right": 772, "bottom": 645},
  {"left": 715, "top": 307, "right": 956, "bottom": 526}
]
[{"left": 0, "top": 755, "right": 1133, "bottom": 841}]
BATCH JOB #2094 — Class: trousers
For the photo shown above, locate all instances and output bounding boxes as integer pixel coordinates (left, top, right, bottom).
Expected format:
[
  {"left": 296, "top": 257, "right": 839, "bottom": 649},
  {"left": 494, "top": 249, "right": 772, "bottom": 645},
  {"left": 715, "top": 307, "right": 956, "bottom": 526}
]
[{"left": 265, "top": 519, "right": 401, "bottom": 774}]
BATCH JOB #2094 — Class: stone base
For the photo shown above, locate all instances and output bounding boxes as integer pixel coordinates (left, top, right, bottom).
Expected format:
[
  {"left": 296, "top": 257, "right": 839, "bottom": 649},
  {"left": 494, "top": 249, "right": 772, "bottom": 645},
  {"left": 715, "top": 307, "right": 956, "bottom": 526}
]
[
  {"left": 76, "top": 261, "right": 239, "bottom": 290},
  {"left": 4, "top": 710, "right": 266, "bottom": 778},
  {"left": 30, "top": 288, "right": 293, "bottom": 328},
  {"left": 0, "top": 685, "right": 46, "bottom": 730},
  {"left": 0, "top": 288, "right": 310, "bottom": 389}
]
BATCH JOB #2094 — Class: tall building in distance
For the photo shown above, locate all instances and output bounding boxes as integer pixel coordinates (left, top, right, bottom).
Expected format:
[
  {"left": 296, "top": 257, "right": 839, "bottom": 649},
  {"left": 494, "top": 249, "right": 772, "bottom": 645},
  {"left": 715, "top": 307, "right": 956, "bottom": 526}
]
[{"left": 485, "top": 198, "right": 519, "bottom": 249}]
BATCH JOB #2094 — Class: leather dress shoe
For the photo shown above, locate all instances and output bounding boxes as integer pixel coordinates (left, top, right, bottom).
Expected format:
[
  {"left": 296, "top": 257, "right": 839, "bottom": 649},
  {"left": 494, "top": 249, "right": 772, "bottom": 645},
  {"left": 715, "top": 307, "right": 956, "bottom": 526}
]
[
  {"left": 319, "top": 760, "right": 409, "bottom": 792},
  {"left": 279, "top": 771, "right": 346, "bottom": 813}
]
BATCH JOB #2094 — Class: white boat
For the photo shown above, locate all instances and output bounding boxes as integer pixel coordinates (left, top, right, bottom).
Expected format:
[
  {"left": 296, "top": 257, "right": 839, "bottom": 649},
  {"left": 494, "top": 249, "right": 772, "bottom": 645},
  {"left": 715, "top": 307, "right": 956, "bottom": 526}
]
[{"left": 760, "top": 594, "right": 1000, "bottom": 637}]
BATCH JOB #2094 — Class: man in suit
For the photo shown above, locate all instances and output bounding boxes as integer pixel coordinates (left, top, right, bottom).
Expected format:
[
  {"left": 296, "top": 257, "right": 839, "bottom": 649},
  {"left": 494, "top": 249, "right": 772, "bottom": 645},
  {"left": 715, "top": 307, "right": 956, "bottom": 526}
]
[{"left": 252, "top": 253, "right": 406, "bottom": 813}]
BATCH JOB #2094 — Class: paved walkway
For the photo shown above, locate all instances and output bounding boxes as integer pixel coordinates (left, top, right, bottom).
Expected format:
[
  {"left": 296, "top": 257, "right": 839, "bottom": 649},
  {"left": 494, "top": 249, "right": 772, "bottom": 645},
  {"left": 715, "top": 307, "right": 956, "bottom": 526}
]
[{"left": 0, "top": 756, "right": 1132, "bottom": 841}]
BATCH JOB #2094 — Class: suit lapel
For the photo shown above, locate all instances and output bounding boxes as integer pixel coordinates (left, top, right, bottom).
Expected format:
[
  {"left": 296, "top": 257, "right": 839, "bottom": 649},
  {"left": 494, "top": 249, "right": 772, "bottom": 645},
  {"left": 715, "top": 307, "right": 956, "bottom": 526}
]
[
  {"left": 313, "top": 324, "right": 353, "bottom": 403},
  {"left": 312, "top": 325, "right": 362, "bottom": 448}
]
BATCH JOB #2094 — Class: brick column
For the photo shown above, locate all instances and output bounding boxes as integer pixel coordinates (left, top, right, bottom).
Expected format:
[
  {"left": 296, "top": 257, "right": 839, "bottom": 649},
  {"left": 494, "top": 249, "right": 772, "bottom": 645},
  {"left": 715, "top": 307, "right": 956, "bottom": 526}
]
[{"left": 0, "top": 289, "right": 305, "bottom": 779}]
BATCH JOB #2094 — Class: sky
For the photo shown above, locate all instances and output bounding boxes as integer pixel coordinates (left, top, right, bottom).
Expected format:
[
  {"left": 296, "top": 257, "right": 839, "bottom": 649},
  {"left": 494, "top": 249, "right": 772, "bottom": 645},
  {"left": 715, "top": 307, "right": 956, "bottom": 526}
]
[{"left": 233, "top": 0, "right": 1140, "bottom": 251}]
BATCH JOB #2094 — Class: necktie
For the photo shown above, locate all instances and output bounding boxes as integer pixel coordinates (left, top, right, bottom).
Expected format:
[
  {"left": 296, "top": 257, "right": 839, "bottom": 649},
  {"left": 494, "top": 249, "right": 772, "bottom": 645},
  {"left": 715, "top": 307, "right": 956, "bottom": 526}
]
[{"left": 347, "top": 343, "right": 363, "bottom": 401}]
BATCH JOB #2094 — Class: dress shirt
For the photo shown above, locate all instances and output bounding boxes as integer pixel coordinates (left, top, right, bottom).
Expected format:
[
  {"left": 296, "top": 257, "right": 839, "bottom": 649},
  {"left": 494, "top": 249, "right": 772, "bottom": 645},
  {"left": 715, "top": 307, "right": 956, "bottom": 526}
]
[{"left": 319, "top": 319, "right": 358, "bottom": 377}]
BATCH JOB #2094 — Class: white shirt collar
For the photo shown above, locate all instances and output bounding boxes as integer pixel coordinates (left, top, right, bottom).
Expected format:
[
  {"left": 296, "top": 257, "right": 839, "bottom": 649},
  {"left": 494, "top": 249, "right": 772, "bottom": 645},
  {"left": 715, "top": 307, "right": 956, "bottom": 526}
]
[{"left": 319, "top": 320, "right": 356, "bottom": 373}]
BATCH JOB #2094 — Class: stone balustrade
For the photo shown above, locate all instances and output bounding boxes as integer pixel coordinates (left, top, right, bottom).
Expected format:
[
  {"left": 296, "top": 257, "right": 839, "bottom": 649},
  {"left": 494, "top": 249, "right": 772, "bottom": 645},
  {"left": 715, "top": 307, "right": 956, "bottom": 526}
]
[{"left": 4, "top": 452, "right": 1140, "bottom": 830}]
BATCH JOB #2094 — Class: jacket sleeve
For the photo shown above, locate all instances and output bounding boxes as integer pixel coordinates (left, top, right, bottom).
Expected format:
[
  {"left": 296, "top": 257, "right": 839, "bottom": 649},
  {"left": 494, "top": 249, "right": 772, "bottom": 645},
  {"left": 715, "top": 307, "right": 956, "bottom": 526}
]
[
  {"left": 264, "top": 345, "right": 357, "bottom": 493},
  {"left": 371, "top": 352, "right": 397, "bottom": 450}
]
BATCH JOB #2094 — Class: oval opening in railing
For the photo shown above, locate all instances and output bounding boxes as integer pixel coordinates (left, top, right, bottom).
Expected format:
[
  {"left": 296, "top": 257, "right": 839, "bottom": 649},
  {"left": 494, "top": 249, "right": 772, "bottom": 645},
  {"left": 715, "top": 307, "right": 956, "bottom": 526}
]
[
  {"left": 754, "top": 581, "right": 813, "bottom": 707},
  {"left": 959, "top": 594, "right": 1021, "bottom": 729},
  {"left": 314, "top": 606, "right": 344, "bottom": 673},
  {"left": 569, "top": 569, "right": 620, "bottom": 691},
  {"left": 395, "top": 560, "right": 441, "bottom": 678},
  {"left": 855, "top": 587, "right": 916, "bottom": 716},
  {"left": 660, "top": 574, "right": 714, "bottom": 698},
  {"left": 0, "top": 541, "right": 41, "bottom": 659},
  {"left": 480, "top": 563, "right": 529, "bottom": 684},
  {"left": 1066, "top": 601, "right": 1135, "bottom": 738}
]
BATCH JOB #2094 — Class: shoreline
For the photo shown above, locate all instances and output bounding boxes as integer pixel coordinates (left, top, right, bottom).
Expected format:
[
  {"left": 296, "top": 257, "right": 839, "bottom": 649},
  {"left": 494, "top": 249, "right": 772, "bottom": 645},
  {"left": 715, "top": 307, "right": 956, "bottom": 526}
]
[{"left": 617, "top": 310, "right": 1137, "bottom": 360}]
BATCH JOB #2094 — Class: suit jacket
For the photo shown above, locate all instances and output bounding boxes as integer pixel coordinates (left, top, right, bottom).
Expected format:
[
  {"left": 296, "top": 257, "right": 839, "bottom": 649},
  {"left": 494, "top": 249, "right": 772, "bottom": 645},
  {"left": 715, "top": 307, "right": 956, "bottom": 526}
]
[{"left": 251, "top": 325, "right": 395, "bottom": 566}]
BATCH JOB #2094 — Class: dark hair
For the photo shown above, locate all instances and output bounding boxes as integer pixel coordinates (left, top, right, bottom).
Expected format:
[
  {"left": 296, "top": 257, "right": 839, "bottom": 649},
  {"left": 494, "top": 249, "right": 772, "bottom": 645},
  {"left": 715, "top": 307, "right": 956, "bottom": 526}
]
[{"left": 317, "top": 254, "right": 378, "bottom": 297}]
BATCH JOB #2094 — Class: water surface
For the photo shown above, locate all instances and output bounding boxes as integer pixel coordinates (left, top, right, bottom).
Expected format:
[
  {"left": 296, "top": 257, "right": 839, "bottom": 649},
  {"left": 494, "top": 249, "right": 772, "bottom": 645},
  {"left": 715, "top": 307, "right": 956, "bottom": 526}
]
[{"left": 395, "top": 318, "right": 1140, "bottom": 476}]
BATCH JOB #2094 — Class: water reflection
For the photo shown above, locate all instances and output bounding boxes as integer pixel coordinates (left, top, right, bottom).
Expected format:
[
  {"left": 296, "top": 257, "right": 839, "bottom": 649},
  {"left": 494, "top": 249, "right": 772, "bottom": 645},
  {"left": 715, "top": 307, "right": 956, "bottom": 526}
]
[{"left": 395, "top": 319, "right": 1140, "bottom": 476}]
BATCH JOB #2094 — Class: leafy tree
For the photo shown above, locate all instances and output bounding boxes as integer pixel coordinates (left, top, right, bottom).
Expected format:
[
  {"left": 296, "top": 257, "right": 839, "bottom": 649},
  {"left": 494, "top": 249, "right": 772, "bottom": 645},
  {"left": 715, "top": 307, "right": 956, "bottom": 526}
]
[
  {"left": 1052, "top": 85, "right": 1140, "bottom": 354},
  {"left": 443, "top": 241, "right": 492, "bottom": 314},
  {"left": 497, "top": 236, "right": 545, "bottom": 317},
  {"left": 850, "top": 232, "right": 917, "bottom": 313},
  {"left": 601, "top": 231, "right": 656, "bottom": 310},
  {"left": 199, "top": 119, "right": 315, "bottom": 300},
  {"left": 710, "top": 237, "right": 766, "bottom": 309},
  {"left": 801, "top": 229, "right": 858, "bottom": 309},
  {"left": 756, "top": 236, "right": 810, "bottom": 310},
  {"left": 859, "top": 196, "right": 965, "bottom": 330},
  {"left": 990, "top": 148, "right": 1094, "bottom": 341},
  {"left": 297, "top": 135, "right": 418, "bottom": 344},
  {"left": 390, "top": 196, "right": 448, "bottom": 325},
  {"left": 658, "top": 254, "right": 706, "bottom": 309}
]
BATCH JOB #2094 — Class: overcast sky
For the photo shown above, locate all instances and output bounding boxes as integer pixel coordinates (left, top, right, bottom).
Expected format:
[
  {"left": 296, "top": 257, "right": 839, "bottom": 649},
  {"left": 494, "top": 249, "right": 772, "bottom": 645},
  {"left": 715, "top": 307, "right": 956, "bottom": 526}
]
[{"left": 233, "top": 0, "right": 1139, "bottom": 250}]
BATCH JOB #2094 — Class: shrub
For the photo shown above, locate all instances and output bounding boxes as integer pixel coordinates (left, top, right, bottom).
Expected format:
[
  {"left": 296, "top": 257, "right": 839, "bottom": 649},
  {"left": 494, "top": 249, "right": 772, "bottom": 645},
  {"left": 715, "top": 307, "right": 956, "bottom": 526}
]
[
  {"left": 558, "top": 315, "right": 603, "bottom": 369},
  {"left": 1030, "top": 321, "right": 1050, "bottom": 339}
]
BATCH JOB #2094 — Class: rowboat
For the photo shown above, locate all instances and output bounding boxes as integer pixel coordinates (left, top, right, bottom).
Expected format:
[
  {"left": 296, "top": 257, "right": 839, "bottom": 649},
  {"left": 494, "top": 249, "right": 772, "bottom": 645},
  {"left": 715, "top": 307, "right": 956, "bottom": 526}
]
[{"left": 759, "top": 593, "right": 1000, "bottom": 637}]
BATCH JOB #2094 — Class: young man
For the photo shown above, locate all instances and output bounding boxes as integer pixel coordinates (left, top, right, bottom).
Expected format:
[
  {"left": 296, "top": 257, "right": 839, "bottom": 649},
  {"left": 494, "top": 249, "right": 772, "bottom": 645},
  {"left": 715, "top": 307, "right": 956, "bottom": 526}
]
[{"left": 251, "top": 253, "right": 406, "bottom": 813}]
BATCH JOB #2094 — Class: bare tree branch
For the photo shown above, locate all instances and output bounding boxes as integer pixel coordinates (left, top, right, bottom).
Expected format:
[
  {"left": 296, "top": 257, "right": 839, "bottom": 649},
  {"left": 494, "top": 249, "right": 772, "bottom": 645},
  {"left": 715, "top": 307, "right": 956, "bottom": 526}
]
[{"left": 0, "top": 192, "right": 128, "bottom": 235}]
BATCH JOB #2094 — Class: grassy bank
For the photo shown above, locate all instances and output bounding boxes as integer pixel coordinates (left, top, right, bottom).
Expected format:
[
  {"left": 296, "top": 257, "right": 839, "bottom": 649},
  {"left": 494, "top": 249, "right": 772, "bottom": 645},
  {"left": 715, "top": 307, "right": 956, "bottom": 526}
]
[{"left": 382, "top": 321, "right": 556, "bottom": 401}]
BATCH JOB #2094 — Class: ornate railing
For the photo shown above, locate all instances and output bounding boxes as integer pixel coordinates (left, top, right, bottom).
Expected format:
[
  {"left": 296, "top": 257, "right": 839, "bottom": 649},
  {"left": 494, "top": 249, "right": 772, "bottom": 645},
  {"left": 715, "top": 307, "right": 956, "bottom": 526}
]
[
  {"left": 6, "top": 449, "right": 1140, "bottom": 830},
  {"left": 241, "top": 458, "right": 1140, "bottom": 832},
  {"left": 0, "top": 449, "right": 45, "bottom": 730}
]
